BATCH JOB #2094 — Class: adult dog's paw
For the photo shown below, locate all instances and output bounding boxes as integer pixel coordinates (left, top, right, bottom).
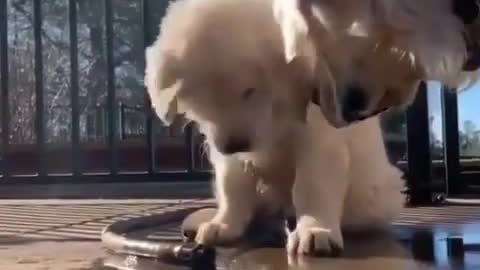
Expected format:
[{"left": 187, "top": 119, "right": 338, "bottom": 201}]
[
  {"left": 287, "top": 223, "right": 343, "bottom": 256},
  {"left": 194, "top": 221, "right": 243, "bottom": 246}
]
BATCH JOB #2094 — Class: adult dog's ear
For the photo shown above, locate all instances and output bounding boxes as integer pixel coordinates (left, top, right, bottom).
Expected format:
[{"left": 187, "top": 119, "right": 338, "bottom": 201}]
[
  {"left": 273, "top": 0, "right": 312, "bottom": 63},
  {"left": 309, "top": 55, "right": 347, "bottom": 128},
  {"left": 144, "top": 45, "right": 182, "bottom": 126}
]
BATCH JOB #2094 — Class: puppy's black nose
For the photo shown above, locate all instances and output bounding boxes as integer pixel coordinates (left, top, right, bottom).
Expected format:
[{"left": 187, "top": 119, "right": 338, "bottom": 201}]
[
  {"left": 342, "top": 85, "right": 368, "bottom": 123},
  {"left": 219, "top": 138, "right": 251, "bottom": 154}
]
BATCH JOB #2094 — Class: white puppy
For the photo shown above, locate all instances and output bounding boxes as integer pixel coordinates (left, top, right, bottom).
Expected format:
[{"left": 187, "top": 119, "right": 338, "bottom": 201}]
[
  {"left": 145, "top": 0, "right": 405, "bottom": 256},
  {"left": 273, "top": 0, "right": 480, "bottom": 127}
]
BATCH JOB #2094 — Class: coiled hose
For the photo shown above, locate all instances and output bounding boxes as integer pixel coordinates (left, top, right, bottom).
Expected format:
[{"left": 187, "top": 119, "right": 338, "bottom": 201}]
[{"left": 101, "top": 207, "right": 217, "bottom": 268}]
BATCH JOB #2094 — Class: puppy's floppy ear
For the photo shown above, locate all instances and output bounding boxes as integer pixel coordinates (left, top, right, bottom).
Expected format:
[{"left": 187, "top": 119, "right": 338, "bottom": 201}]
[
  {"left": 273, "top": 0, "right": 313, "bottom": 63},
  {"left": 144, "top": 44, "right": 182, "bottom": 126}
]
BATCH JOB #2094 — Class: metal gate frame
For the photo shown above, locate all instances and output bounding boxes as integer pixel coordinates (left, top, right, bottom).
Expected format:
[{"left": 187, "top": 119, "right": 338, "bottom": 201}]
[
  {"left": 1, "top": 0, "right": 477, "bottom": 202},
  {"left": 0, "top": 0, "right": 210, "bottom": 185}
]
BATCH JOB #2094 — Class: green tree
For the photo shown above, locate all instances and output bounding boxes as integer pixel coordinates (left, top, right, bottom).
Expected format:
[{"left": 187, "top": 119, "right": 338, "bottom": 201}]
[
  {"left": 460, "top": 120, "right": 480, "bottom": 157},
  {"left": 429, "top": 116, "right": 443, "bottom": 160},
  {"left": 5, "top": 0, "right": 171, "bottom": 143}
]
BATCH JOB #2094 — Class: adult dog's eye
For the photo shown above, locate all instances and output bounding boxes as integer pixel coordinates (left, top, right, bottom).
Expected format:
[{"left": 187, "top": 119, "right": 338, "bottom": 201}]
[
  {"left": 242, "top": 87, "right": 256, "bottom": 100},
  {"left": 352, "top": 57, "right": 365, "bottom": 69}
]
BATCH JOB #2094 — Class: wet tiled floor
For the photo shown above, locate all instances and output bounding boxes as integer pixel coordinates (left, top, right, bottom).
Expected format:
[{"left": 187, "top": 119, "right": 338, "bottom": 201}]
[
  {"left": 0, "top": 199, "right": 212, "bottom": 241},
  {"left": 98, "top": 230, "right": 480, "bottom": 270},
  {"left": 3, "top": 201, "right": 480, "bottom": 270}
]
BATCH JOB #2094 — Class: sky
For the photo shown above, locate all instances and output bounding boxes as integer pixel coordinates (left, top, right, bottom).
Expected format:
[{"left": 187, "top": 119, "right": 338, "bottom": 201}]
[{"left": 428, "top": 80, "right": 480, "bottom": 142}]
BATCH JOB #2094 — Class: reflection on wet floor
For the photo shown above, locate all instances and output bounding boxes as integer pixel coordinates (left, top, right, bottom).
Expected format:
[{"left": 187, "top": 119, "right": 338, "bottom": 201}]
[
  {"left": 98, "top": 227, "right": 480, "bottom": 270},
  {"left": 3, "top": 203, "right": 480, "bottom": 270}
]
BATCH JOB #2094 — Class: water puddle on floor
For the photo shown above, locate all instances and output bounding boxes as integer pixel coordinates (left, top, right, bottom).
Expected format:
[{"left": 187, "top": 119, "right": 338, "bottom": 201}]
[
  {"left": 90, "top": 230, "right": 480, "bottom": 270},
  {"left": 91, "top": 233, "right": 443, "bottom": 270},
  {"left": 10, "top": 228, "right": 480, "bottom": 270}
]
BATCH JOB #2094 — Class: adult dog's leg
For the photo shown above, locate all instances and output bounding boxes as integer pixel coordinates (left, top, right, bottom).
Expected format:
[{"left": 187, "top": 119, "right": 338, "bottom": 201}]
[
  {"left": 195, "top": 156, "right": 257, "bottom": 246},
  {"left": 289, "top": 128, "right": 349, "bottom": 256}
]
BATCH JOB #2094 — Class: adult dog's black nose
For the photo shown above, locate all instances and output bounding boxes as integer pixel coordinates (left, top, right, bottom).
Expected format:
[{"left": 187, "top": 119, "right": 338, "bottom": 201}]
[
  {"left": 219, "top": 137, "right": 251, "bottom": 154},
  {"left": 341, "top": 85, "right": 368, "bottom": 123},
  {"left": 453, "top": 0, "right": 479, "bottom": 24}
]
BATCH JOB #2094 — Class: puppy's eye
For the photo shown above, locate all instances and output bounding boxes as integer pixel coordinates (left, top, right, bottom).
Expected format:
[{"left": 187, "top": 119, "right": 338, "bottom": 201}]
[{"left": 242, "top": 87, "right": 256, "bottom": 100}]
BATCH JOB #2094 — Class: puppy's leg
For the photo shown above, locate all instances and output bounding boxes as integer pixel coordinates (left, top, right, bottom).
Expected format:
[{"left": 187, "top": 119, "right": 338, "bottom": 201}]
[
  {"left": 342, "top": 118, "right": 405, "bottom": 232},
  {"left": 289, "top": 134, "right": 349, "bottom": 256},
  {"left": 195, "top": 156, "right": 257, "bottom": 246}
]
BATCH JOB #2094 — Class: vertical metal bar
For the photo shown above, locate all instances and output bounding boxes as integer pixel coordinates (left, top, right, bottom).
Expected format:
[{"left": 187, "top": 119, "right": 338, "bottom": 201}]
[
  {"left": 105, "top": 0, "right": 118, "bottom": 175},
  {"left": 185, "top": 123, "right": 194, "bottom": 173},
  {"left": 33, "top": 0, "right": 45, "bottom": 176},
  {"left": 120, "top": 103, "right": 125, "bottom": 140},
  {"left": 442, "top": 89, "right": 462, "bottom": 195},
  {"left": 0, "top": 0, "right": 9, "bottom": 178},
  {"left": 406, "top": 82, "right": 433, "bottom": 204},
  {"left": 142, "top": 0, "right": 155, "bottom": 174},
  {"left": 69, "top": 0, "right": 81, "bottom": 176}
]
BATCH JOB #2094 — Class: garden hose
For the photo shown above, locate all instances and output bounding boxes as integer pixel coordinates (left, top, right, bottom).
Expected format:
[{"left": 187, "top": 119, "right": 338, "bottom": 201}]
[{"left": 101, "top": 207, "right": 217, "bottom": 267}]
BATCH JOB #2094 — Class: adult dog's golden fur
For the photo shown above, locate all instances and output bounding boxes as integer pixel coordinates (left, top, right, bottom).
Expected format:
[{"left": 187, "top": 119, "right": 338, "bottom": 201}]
[{"left": 274, "top": 0, "right": 480, "bottom": 127}]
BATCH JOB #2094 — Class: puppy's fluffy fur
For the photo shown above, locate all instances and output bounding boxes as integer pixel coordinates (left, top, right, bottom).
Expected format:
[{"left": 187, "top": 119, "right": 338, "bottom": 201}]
[
  {"left": 274, "top": 0, "right": 480, "bottom": 127},
  {"left": 145, "top": 0, "right": 405, "bottom": 255}
]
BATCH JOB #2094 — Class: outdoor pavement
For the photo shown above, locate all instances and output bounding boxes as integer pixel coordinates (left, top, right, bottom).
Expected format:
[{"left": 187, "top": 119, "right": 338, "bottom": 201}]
[
  {"left": 2, "top": 199, "right": 480, "bottom": 269},
  {"left": 0, "top": 199, "right": 214, "bottom": 270}
]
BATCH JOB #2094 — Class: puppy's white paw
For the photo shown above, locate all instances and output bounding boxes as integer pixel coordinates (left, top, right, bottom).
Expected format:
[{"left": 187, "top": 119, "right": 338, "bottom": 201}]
[
  {"left": 287, "top": 221, "right": 343, "bottom": 256},
  {"left": 195, "top": 221, "right": 243, "bottom": 246}
]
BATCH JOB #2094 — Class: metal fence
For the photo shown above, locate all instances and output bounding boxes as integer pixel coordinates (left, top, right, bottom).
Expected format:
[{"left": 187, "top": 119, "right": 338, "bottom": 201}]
[
  {"left": 0, "top": 0, "right": 479, "bottom": 201},
  {"left": 0, "top": 0, "right": 211, "bottom": 184}
]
